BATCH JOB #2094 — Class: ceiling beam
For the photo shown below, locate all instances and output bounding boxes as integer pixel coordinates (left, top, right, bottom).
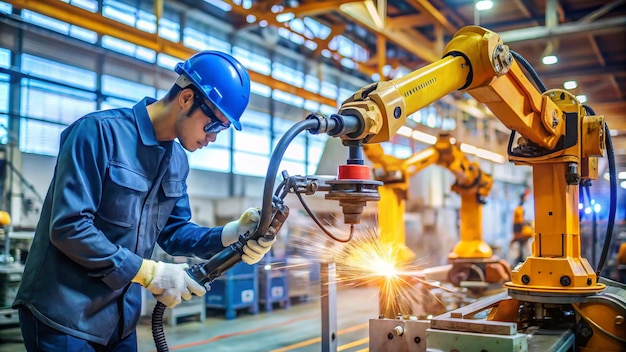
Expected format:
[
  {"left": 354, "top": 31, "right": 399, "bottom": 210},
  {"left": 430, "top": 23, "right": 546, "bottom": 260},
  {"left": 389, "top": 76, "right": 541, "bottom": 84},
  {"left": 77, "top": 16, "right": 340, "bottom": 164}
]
[{"left": 385, "top": 13, "right": 430, "bottom": 30}]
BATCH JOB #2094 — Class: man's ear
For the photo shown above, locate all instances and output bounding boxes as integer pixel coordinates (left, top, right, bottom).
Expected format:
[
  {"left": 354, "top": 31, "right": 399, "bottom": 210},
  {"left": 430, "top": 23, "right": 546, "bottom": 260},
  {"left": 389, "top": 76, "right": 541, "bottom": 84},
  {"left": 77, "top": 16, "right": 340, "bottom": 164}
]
[{"left": 179, "top": 88, "right": 194, "bottom": 108}]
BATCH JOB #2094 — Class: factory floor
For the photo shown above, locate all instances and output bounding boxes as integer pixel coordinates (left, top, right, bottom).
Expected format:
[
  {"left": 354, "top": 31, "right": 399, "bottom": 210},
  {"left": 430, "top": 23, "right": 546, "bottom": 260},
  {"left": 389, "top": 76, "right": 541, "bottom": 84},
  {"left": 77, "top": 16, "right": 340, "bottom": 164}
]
[{"left": 0, "top": 285, "right": 379, "bottom": 352}]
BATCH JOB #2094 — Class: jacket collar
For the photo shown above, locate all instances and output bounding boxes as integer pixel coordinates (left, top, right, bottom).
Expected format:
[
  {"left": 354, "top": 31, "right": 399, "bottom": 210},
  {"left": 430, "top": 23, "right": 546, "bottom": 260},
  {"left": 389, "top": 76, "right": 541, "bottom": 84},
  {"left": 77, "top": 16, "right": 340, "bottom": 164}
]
[{"left": 133, "top": 97, "right": 159, "bottom": 147}]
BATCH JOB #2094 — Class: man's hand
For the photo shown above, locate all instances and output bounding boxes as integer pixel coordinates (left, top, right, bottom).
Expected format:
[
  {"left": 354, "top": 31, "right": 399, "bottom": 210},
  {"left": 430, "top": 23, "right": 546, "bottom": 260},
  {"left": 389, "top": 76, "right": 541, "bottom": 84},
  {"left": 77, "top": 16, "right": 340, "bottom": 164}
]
[
  {"left": 221, "top": 207, "right": 260, "bottom": 246},
  {"left": 132, "top": 260, "right": 206, "bottom": 308}
]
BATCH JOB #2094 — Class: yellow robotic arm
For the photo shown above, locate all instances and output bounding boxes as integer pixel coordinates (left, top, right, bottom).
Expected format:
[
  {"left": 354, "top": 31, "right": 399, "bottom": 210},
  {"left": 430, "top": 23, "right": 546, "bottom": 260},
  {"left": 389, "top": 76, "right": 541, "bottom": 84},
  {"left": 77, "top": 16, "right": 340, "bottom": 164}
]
[
  {"left": 338, "top": 26, "right": 605, "bottom": 300},
  {"left": 364, "top": 133, "right": 494, "bottom": 263}
]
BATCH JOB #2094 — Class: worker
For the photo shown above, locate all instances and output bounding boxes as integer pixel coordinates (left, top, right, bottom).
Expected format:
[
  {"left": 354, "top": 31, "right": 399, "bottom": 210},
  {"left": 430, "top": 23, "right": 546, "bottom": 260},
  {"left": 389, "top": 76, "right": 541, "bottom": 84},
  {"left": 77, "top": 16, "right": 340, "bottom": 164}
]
[
  {"left": 12, "top": 50, "right": 276, "bottom": 351},
  {"left": 509, "top": 189, "right": 533, "bottom": 265}
]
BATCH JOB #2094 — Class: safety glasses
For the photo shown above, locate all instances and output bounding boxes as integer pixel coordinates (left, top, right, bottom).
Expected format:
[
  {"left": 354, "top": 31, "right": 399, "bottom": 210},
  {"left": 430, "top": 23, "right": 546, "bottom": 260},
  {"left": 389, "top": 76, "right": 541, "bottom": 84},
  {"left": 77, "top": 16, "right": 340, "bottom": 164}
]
[{"left": 194, "top": 95, "right": 230, "bottom": 133}]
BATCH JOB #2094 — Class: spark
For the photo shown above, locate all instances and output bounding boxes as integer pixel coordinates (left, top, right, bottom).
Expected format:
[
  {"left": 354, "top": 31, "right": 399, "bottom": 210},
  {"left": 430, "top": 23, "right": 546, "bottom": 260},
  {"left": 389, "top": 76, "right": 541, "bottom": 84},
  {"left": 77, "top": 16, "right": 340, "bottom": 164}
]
[{"left": 285, "top": 217, "right": 449, "bottom": 318}]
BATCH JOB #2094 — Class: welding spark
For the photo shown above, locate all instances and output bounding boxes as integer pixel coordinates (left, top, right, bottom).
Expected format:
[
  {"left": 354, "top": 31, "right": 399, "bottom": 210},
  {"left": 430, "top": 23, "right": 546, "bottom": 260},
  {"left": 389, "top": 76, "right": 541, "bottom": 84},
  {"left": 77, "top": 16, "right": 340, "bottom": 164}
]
[{"left": 286, "top": 216, "right": 449, "bottom": 318}]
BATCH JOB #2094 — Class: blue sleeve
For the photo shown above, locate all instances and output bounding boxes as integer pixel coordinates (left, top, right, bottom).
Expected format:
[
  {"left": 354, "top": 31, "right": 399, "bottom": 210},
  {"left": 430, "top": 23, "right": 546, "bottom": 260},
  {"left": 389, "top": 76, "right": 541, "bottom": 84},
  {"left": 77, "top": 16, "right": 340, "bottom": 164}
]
[
  {"left": 156, "top": 174, "right": 226, "bottom": 259},
  {"left": 157, "top": 193, "right": 226, "bottom": 259},
  {"left": 49, "top": 118, "right": 141, "bottom": 289}
]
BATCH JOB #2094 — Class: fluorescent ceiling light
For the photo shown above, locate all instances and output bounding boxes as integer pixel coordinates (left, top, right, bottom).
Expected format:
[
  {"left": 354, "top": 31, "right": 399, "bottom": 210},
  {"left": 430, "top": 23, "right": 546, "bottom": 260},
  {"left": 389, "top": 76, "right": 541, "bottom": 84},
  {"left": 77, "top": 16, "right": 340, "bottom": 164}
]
[
  {"left": 576, "top": 94, "right": 587, "bottom": 103},
  {"left": 542, "top": 55, "right": 558, "bottom": 65},
  {"left": 276, "top": 12, "right": 294, "bottom": 22},
  {"left": 412, "top": 130, "right": 437, "bottom": 145},
  {"left": 563, "top": 80, "right": 577, "bottom": 89},
  {"left": 475, "top": 0, "right": 493, "bottom": 11},
  {"left": 397, "top": 126, "right": 413, "bottom": 137}
]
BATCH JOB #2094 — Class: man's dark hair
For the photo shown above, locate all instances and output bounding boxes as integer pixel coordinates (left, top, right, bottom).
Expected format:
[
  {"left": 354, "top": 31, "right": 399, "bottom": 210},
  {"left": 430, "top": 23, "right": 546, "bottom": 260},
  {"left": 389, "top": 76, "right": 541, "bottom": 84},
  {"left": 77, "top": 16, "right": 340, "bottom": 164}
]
[{"left": 165, "top": 84, "right": 201, "bottom": 117}]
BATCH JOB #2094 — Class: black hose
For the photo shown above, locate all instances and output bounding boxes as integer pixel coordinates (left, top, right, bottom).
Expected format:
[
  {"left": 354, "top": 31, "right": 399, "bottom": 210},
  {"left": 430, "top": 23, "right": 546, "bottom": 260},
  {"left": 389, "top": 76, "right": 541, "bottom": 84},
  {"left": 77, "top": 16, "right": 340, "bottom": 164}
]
[
  {"left": 595, "top": 121, "right": 617, "bottom": 277},
  {"left": 258, "top": 119, "right": 320, "bottom": 235},
  {"left": 152, "top": 302, "right": 168, "bottom": 352},
  {"left": 510, "top": 50, "right": 547, "bottom": 93}
]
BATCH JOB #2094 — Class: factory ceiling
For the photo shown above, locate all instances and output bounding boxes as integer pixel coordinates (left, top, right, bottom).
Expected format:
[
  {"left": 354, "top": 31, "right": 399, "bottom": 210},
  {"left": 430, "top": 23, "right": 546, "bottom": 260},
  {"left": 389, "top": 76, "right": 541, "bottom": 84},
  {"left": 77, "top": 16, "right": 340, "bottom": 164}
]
[{"left": 191, "top": 0, "right": 626, "bottom": 192}]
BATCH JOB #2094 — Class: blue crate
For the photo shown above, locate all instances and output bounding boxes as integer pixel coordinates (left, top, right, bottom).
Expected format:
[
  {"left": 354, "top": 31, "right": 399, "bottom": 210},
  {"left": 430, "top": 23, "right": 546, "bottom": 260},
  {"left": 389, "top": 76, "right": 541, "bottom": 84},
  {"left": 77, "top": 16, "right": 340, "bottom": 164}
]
[
  {"left": 258, "top": 266, "right": 290, "bottom": 312},
  {"left": 205, "top": 262, "right": 258, "bottom": 319}
]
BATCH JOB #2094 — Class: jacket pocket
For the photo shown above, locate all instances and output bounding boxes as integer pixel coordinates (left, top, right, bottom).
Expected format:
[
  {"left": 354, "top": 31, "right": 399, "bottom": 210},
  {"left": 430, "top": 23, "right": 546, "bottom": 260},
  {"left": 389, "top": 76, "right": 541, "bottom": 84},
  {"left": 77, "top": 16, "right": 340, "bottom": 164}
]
[
  {"left": 156, "top": 180, "right": 184, "bottom": 231},
  {"left": 97, "top": 165, "right": 149, "bottom": 228}
]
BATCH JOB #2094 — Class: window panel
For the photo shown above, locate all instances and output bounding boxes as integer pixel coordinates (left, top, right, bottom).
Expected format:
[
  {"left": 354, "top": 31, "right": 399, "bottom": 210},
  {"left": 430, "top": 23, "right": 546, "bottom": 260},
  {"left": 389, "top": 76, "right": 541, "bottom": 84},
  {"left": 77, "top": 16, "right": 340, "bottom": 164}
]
[
  {"left": 159, "top": 17, "right": 180, "bottom": 42},
  {"left": 272, "top": 62, "right": 303, "bottom": 87},
  {"left": 64, "top": 0, "right": 98, "bottom": 12},
  {"left": 19, "top": 119, "right": 65, "bottom": 156},
  {"left": 189, "top": 147, "right": 231, "bottom": 172},
  {"left": 272, "top": 118, "right": 306, "bottom": 162},
  {"left": 157, "top": 53, "right": 179, "bottom": 70},
  {"left": 234, "top": 110, "right": 270, "bottom": 154},
  {"left": 184, "top": 27, "right": 231, "bottom": 53},
  {"left": 22, "top": 10, "right": 96, "bottom": 43},
  {"left": 233, "top": 151, "right": 269, "bottom": 177},
  {"left": 272, "top": 90, "right": 303, "bottom": 108},
  {"left": 0, "top": 74, "right": 8, "bottom": 113},
  {"left": 21, "top": 79, "right": 96, "bottom": 124},
  {"left": 233, "top": 46, "right": 271, "bottom": 75},
  {"left": 102, "top": 36, "right": 156, "bottom": 63},
  {"left": 0, "top": 48, "right": 9, "bottom": 68},
  {"left": 22, "top": 54, "right": 97, "bottom": 91},
  {"left": 101, "top": 97, "right": 134, "bottom": 110},
  {"left": 102, "top": 75, "right": 155, "bottom": 101},
  {"left": 320, "top": 81, "right": 337, "bottom": 99},
  {"left": 277, "top": 159, "right": 306, "bottom": 177},
  {"left": 102, "top": 0, "right": 136, "bottom": 27},
  {"left": 0, "top": 2, "right": 12, "bottom": 14},
  {"left": 307, "top": 135, "right": 328, "bottom": 175},
  {"left": 250, "top": 81, "right": 271, "bottom": 97}
]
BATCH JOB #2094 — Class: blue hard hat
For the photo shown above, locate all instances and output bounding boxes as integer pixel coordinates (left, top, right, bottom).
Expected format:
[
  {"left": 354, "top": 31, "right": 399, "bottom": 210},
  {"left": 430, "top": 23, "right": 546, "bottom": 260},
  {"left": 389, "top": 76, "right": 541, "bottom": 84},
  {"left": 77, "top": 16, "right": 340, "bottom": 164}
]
[{"left": 175, "top": 51, "right": 251, "bottom": 130}]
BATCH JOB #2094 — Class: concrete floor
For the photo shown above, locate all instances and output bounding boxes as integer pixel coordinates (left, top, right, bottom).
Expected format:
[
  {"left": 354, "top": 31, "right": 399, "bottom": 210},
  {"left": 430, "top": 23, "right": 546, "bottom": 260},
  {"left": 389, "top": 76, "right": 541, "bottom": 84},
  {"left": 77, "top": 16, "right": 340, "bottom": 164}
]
[{"left": 0, "top": 286, "right": 379, "bottom": 352}]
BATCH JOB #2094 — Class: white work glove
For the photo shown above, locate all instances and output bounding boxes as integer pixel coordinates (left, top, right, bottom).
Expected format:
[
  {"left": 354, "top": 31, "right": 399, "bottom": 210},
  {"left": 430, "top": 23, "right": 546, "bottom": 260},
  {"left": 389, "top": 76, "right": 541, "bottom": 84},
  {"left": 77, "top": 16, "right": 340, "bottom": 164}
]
[
  {"left": 242, "top": 237, "right": 277, "bottom": 264},
  {"left": 221, "top": 207, "right": 261, "bottom": 246},
  {"left": 221, "top": 207, "right": 276, "bottom": 264},
  {"left": 132, "top": 260, "right": 206, "bottom": 308}
]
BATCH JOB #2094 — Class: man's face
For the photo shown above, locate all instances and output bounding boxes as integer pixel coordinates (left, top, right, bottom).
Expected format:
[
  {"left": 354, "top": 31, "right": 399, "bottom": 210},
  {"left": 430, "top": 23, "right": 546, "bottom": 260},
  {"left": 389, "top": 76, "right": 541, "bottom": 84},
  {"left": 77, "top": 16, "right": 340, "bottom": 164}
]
[{"left": 177, "top": 88, "right": 231, "bottom": 152}]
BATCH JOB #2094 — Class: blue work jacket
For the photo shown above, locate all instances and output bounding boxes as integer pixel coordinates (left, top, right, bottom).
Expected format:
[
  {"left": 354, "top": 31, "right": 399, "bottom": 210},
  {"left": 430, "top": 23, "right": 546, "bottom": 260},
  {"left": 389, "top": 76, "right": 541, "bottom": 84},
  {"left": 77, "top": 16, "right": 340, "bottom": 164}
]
[{"left": 13, "top": 97, "right": 225, "bottom": 344}]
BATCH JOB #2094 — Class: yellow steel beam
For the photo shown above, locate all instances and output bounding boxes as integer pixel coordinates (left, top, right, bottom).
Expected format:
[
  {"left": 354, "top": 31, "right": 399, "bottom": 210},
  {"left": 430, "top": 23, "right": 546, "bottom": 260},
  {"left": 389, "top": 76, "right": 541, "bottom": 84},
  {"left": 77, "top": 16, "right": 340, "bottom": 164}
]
[
  {"left": 385, "top": 13, "right": 430, "bottom": 30},
  {"left": 7, "top": 0, "right": 337, "bottom": 107}
]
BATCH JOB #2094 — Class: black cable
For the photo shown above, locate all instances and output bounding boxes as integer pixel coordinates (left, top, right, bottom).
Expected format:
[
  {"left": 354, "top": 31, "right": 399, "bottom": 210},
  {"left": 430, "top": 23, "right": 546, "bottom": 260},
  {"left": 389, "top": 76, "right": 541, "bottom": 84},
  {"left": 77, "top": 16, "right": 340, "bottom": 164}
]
[
  {"left": 510, "top": 50, "right": 547, "bottom": 93},
  {"left": 152, "top": 302, "right": 168, "bottom": 352},
  {"left": 595, "top": 121, "right": 617, "bottom": 277},
  {"left": 294, "top": 190, "right": 354, "bottom": 243}
]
